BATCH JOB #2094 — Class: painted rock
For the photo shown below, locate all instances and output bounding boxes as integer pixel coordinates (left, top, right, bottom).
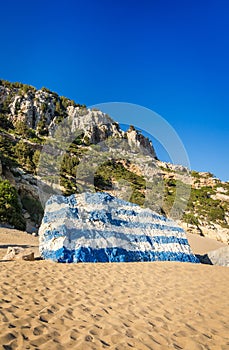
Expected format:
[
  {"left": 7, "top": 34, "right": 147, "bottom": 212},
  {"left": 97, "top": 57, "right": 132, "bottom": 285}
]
[{"left": 39, "top": 192, "right": 199, "bottom": 263}]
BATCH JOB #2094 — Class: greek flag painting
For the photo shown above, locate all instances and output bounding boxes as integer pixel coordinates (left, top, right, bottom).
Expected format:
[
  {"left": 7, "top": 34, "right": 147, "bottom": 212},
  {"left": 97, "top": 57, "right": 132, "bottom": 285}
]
[{"left": 39, "top": 192, "right": 199, "bottom": 264}]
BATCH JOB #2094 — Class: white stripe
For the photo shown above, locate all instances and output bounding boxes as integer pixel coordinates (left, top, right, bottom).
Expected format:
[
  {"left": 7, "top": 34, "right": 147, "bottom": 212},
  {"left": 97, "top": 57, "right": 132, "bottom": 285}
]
[
  {"left": 45, "top": 202, "right": 68, "bottom": 213},
  {"left": 39, "top": 219, "right": 186, "bottom": 241}
]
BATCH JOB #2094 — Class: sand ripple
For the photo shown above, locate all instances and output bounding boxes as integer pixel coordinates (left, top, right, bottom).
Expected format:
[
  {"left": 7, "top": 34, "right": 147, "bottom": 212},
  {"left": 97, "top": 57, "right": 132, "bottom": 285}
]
[{"left": 0, "top": 260, "right": 228, "bottom": 350}]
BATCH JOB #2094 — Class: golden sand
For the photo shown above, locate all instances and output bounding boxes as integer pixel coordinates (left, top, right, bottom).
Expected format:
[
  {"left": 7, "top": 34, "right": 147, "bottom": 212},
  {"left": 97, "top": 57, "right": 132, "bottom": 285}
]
[{"left": 0, "top": 229, "right": 228, "bottom": 350}]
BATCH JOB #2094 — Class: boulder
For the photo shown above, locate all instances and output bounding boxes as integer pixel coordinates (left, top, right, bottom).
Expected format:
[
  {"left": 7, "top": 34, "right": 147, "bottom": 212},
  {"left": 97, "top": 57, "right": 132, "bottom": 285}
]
[
  {"left": 39, "top": 192, "right": 199, "bottom": 263},
  {"left": 17, "top": 251, "right": 34, "bottom": 261},
  {"left": 3, "top": 247, "right": 35, "bottom": 261},
  {"left": 3, "top": 247, "right": 24, "bottom": 260},
  {"left": 207, "top": 246, "right": 229, "bottom": 267}
]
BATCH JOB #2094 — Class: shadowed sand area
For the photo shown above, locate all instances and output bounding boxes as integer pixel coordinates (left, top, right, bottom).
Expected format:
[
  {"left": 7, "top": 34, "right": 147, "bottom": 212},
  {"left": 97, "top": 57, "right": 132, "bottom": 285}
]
[{"left": 0, "top": 228, "right": 228, "bottom": 349}]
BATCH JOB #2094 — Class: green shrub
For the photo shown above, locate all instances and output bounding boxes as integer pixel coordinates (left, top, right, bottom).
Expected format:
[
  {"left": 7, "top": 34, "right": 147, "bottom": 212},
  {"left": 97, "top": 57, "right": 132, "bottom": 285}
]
[
  {"left": 83, "top": 135, "right": 91, "bottom": 146},
  {"left": 184, "top": 186, "right": 227, "bottom": 225},
  {"left": 0, "top": 114, "right": 14, "bottom": 131},
  {"left": 60, "top": 154, "right": 79, "bottom": 177},
  {"left": 14, "top": 121, "right": 30, "bottom": 137},
  {"left": 191, "top": 170, "right": 201, "bottom": 178},
  {"left": 0, "top": 177, "right": 26, "bottom": 230},
  {"left": 0, "top": 95, "right": 12, "bottom": 114},
  {"left": 60, "top": 175, "right": 78, "bottom": 196},
  {"left": 14, "top": 140, "right": 31, "bottom": 164},
  {"left": 41, "top": 87, "right": 51, "bottom": 93},
  {"left": 37, "top": 118, "right": 49, "bottom": 136},
  {"left": 94, "top": 160, "right": 146, "bottom": 206},
  {"left": 207, "top": 206, "right": 225, "bottom": 222},
  {"left": 183, "top": 213, "right": 199, "bottom": 226},
  {"left": 0, "top": 134, "right": 16, "bottom": 167},
  {"left": 130, "top": 190, "right": 145, "bottom": 206},
  {"left": 22, "top": 84, "right": 36, "bottom": 94}
]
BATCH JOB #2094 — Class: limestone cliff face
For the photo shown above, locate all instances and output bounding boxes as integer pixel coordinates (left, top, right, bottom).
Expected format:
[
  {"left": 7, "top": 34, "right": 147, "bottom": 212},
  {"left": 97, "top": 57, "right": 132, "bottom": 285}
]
[
  {"left": 126, "top": 128, "right": 156, "bottom": 157},
  {"left": 0, "top": 81, "right": 156, "bottom": 157}
]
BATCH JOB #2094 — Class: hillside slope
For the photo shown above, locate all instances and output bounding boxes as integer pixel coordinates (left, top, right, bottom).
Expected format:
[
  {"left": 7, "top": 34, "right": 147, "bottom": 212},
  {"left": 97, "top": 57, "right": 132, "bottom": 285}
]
[{"left": 0, "top": 79, "right": 228, "bottom": 243}]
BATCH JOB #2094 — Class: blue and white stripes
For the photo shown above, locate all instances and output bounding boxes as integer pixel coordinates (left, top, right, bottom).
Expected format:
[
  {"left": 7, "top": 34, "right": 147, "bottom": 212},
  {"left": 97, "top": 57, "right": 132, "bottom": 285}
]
[{"left": 39, "top": 192, "right": 199, "bottom": 263}]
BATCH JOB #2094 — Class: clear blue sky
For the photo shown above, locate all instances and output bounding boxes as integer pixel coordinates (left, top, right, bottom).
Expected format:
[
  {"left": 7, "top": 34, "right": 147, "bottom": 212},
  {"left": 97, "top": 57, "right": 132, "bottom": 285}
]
[{"left": 1, "top": 0, "right": 228, "bottom": 181}]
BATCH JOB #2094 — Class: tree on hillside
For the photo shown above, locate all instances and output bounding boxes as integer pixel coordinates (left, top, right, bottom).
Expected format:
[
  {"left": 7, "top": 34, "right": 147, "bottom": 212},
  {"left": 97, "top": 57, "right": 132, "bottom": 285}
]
[
  {"left": 15, "top": 121, "right": 29, "bottom": 137},
  {"left": 0, "top": 114, "right": 14, "bottom": 131},
  {"left": 0, "top": 177, "right": 25, "bottom": 230},
  {"left": 14, "top": 140, "right": 31, "bottom": 165}
]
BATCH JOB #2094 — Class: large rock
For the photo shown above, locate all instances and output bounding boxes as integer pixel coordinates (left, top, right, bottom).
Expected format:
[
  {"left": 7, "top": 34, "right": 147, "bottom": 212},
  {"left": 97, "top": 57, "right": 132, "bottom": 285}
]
[
  {"left": 39, "top": 192, "right": 199, "bottom": 263},
  {"left": 207, "top": 246, "right": 229, "bottom": 267}
]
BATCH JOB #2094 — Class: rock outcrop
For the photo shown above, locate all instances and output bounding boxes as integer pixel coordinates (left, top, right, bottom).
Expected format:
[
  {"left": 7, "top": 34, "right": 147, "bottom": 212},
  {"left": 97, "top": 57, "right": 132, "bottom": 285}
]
[
  {"left": 0, "top": 81, "right": 156, "bottom": 157},
  {"left": 39, "top": 192, "right": 199, "bottom": 263}
]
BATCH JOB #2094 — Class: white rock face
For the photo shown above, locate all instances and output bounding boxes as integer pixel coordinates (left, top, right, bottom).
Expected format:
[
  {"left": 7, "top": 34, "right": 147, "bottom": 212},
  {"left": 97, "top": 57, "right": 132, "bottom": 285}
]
[
  {"left": 68, "top": 108, "right": 122, "bottom": 142},
  {"left": 127, "top": 129, "right": 156, "bottom": 157},
  {"left": 211, "top": 193, "right": 229, "bottom": 202},
  {"left": 39, "top": 192, "right": 199, "bottom": 263}
]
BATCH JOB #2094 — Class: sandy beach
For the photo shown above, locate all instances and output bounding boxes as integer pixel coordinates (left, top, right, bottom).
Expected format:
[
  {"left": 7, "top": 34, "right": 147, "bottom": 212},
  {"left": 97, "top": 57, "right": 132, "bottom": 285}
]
[{"left": 0, "top": 229, "right": 228, "bottom": 350}]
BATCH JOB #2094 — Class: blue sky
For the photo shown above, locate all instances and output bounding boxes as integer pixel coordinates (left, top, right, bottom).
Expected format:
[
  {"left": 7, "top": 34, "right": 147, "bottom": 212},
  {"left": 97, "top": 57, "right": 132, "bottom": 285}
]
[{"left": 1, "top": 0, "right": 228, "bottom": 181}]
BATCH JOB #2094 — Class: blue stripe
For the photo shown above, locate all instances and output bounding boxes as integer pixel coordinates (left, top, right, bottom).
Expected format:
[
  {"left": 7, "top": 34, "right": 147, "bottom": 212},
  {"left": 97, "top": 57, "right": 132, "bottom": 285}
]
[
  {"left": 85, "top": 192, "right": 136, "bottom": 206},
  {"left": 43, "top": 209, "right": 179, "bottom": 232},
  {"left": 40, "top": 246, "right": 199, "bottom": 264},
  {"left": 88, "top": 210, "right": 183, "bottom": 232},
  {"left": 41, "top": 228, "right": 188, "bottom": 246},
  {"left": 114, "top": 208, "right": 169, "bottom": 222}
]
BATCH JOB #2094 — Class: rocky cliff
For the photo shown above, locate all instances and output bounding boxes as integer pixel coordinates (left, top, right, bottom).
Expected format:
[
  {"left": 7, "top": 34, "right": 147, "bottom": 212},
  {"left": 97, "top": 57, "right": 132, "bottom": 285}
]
[
  {"left": 0, "top": 80, "right": 155, "bottom": 155},
  {"left": 0, "top": 79, "right": 228, "bottom": 244}
]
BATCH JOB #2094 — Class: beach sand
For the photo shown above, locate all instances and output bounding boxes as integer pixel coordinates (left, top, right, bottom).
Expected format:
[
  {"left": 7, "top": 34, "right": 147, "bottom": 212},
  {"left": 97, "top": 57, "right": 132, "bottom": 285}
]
[{"left": 0, "top": 228, "right": 228, "bottom": 350}]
